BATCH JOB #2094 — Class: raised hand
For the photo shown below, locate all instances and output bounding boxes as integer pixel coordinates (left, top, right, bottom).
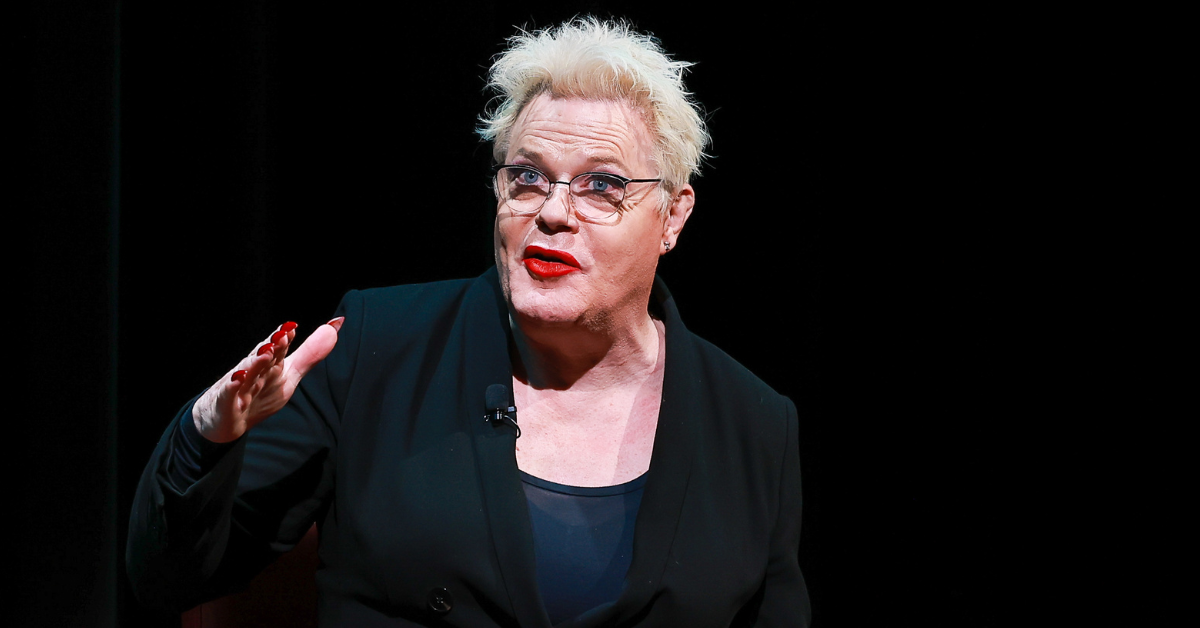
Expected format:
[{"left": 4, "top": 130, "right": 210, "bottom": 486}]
[{"left": 191, "top": 318, "right": 344, "bottom": 443}]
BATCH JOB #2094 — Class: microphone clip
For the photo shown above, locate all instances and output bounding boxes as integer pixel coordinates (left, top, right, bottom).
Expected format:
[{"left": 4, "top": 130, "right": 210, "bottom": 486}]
[
  {"left": 484, "top": 405, "right": 521, "bottom": 438},
  {"left": 484, "top": 384, "right": 521, "bottom": 438}
]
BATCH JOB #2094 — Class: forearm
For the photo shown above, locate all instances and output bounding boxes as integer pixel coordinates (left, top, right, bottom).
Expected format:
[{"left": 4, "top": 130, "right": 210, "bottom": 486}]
[{"left": 126, "top": 396, "right": 248, "bottom": 612}]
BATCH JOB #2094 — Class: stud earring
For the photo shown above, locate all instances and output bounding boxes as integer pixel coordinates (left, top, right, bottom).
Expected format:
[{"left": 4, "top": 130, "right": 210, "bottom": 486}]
[{"left": 663, "top": 241, "right": 671, "bottom": 251}]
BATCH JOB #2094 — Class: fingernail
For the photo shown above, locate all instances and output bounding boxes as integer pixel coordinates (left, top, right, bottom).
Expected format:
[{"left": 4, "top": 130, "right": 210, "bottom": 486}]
[
  {"left": 257, "top": 343, "right": 275, "bottom": 356},
  {"left": 326, "top": 317, "right": 345, "bottom": 331},
  {"left": 271, "top": 330, "right": 287, "bottom": 344},
  {"left": 231, "top": 370, "right": 248, "bottom": 383},
  {"left": 281, "top": 321, "right": 298, "bottom": 333}
]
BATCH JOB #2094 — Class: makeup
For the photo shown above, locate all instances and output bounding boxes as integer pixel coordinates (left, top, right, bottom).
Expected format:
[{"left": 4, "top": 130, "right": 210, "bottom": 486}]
[{"left": 522, "top": 245, "right": 580, "bottom": 278}]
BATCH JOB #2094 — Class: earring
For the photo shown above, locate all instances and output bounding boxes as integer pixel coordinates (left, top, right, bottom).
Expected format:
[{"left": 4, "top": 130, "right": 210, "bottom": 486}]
[{"left": 663, "top": 241, "right": 671, "bottom": 251}]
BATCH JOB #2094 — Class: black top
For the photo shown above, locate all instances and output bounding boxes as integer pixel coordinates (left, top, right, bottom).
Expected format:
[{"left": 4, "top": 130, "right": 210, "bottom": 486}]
[{"left": 520, "top": 471, "right": 647, "bottom": 624}]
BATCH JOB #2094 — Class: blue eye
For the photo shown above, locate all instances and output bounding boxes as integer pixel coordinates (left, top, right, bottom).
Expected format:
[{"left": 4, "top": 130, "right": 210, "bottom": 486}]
[
  {"left": 517, "top": 170, "right": 542, "bottom": 185},
  {"left": 582, "top": 174, "right": 624, "bottom": 195}
]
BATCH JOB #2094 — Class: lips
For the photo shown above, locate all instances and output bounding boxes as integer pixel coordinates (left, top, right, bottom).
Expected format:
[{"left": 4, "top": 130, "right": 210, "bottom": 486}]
[{"left": 522, "top": 245, "right": 580, "bottom": 278}]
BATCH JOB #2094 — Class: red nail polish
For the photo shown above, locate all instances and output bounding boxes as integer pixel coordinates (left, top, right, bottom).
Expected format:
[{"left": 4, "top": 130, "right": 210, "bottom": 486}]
[
  {"left": 257, "top": 343, "right": 275, "bottom": 356},
  {"left": 271, "top": 330, "right": 287, "bottom": 344},
  {"left": 281, "top": 321, "right": 298, "bottom": 333},
  {"left": 231, "top": 370, "right": 248, "bottom": 383},
  {"left": 326, "top": 317, "right": 344, "bottom": 331}
]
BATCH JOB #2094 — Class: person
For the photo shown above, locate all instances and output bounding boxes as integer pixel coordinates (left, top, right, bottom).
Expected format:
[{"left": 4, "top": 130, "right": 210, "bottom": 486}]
[{"left": 128, "top": 17, "right": 810, "bottom": 627}]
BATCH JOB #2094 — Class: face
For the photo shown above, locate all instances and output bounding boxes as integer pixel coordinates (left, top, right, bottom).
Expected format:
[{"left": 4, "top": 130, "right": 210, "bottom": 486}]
[{"left": 494, "top": 94, "right": 693, "bottom": 333}]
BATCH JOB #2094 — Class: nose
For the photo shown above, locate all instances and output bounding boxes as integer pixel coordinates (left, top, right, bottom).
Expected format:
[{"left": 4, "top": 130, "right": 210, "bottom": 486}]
[{"left": 537, "top": 181, "right": 576, "bottom": 231}]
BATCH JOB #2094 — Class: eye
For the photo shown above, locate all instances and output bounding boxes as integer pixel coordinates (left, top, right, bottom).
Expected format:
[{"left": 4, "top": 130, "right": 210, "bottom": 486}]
[
  {"left": 580, "top": 174, "right": 624, "bottom": 195},
  {"left": 515, "top": 169, "right": 543, "bottom": 186}
]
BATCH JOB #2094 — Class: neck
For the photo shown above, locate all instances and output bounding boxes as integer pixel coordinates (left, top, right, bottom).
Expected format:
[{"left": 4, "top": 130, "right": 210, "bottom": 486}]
[{"left": 510, "top": 308, "right": 662, "bottom": 391}]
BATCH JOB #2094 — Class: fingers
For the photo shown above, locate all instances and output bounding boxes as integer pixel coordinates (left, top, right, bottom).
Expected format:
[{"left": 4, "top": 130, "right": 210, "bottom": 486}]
[
  {"left": 197, "top": 319, "right": 342, "bottom": 442},
  {"left": 195, "top": 345, "right": 276, "bottom": 443},
  {"left": 253, "top": 320, "right": 298, "bottom": 364},
  {"left": 222, "top": 321, "right": 296, "bottom": 397},
  {"left": 239, "top": 349, "right": 277, "bottom": 394}
]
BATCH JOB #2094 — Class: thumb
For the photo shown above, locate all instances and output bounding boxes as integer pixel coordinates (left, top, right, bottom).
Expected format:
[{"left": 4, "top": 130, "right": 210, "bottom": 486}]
[{"left": 285, "top": 317, "right": 343, "bottom": 383}]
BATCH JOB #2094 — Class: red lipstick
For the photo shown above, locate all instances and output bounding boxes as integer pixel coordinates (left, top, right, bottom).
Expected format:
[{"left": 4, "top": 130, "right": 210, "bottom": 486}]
[{"left": 523, "top": 245, "right": 580, "bottom": 278}]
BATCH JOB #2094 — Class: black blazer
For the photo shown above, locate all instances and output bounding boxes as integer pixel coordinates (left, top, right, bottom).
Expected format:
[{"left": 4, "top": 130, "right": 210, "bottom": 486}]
[{"left": 128, "top": 267, "right": 810, "bottom": 627}]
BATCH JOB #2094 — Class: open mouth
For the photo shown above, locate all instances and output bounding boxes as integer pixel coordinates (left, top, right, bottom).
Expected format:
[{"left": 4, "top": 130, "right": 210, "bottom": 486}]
[{"left": 523, "top": 245, "right": 580, "bottom": 278}]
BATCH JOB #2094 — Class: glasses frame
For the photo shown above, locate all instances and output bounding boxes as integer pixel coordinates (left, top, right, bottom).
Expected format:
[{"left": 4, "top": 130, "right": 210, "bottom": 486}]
[{"left": 491, "top": 164, "right": 663, "bottom": 221}]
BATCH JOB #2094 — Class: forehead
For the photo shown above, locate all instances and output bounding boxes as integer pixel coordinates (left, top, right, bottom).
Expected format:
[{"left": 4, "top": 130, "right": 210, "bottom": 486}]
[{"left": 506, "top": 94, "right": 656, "bottom": 173}]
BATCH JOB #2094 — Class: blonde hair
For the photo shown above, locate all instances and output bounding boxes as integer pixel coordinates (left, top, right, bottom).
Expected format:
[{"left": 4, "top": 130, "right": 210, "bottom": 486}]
[{"left": 478, "top": 17, "right": 709, "bottom": 201}]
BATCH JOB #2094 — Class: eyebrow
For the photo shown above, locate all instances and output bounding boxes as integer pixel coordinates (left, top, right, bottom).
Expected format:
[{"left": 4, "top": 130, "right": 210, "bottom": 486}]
[
  {"left": 512, "top": 147, "right": 541, "bottom": 161},
  {"left": 585, "top": 155, "right": 626, "bottom": 169},
  {"left": 511, "top": 148, "right": 628, "bottom": 173}
]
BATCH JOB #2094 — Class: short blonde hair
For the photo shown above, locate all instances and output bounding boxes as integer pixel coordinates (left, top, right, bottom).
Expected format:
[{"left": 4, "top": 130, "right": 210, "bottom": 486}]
[{"left": 478, "top": 17, "right": 709, "bottom": 199}]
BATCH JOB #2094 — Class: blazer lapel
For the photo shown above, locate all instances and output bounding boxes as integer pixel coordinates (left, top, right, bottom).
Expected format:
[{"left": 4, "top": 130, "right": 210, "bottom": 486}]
[
  {"left": 574, "top": 276, "right": 699, "bottom": 627},
  {"left": 462, "top": 268, "right": 552, "bottom": 628}
]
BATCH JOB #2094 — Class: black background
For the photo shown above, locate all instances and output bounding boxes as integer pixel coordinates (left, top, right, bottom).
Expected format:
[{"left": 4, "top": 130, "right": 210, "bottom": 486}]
[{"left": 21, "top": 1, "right": 1138, "bottom": 626}]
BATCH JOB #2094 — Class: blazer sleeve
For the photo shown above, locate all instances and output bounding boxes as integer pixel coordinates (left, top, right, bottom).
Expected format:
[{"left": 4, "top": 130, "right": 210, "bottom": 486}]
[
  {"left": 126, "top": 292, "right": 361, "bottom": 612},
  {"left": 752, "top": 398, "right": 812, "bottom": 627}
]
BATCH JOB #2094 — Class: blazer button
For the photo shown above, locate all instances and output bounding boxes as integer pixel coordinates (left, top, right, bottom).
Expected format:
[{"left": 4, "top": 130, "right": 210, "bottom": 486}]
[{"left": 427, "top": 587, "right": 454, "bottom": 614}]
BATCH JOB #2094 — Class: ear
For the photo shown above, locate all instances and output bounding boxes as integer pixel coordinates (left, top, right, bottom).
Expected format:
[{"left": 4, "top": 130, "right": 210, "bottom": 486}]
[{"left": 661, "top": 184, "right": 695, "bottom": 255}]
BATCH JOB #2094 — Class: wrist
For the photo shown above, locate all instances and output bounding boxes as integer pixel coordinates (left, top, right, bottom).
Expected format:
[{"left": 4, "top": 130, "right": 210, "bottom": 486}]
[{"left": 191, "top": 388, "right": 236, "bottom": 444}]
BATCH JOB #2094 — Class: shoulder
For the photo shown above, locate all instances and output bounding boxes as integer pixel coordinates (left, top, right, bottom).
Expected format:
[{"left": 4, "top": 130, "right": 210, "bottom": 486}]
[
  {"left": 325, "top": 271, "right": 498, "bottom": 371},
  {"left": 680, "top": 329, "right": 794, "bottom": 418},
  {"left": 336, "top": 272, "right": 494, "bottom": 335},
  {"left": 350, "top": 276, "right": 479, "bottom": 317},
  {"left": 654, "top": 274, "right": 796, "bottom": 435},
  {"left": 663, "top": 324, "right": 799, "bottom": 501}
]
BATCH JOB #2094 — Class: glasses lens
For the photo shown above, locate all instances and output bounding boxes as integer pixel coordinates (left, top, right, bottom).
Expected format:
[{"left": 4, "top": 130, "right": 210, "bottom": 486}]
[
  {"left": 570, "top": 173, "right": 625, "bottom": 219},
  {"left": 497, "top": 167, "right": 548, "bottom": 213}
]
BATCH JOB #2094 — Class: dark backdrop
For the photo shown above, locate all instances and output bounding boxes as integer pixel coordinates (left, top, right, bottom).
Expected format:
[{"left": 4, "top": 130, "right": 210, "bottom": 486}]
[{"left": 21, "top": 1, "right": 1104, "bottom": 626}]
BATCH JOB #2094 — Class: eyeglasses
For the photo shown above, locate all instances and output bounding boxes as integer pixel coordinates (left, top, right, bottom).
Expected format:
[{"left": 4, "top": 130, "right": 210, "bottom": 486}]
[{"left": 492, "top": 165, "right": 662, "bottom": 221}]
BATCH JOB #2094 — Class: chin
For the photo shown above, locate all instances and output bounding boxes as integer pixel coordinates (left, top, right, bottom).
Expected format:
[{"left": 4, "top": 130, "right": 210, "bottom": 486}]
[{"left": 505, "top": 278, "right": 588, "bottom": 327}]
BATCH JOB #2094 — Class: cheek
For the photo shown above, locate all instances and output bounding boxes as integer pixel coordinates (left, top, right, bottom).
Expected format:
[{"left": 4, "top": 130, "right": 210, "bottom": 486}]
[
  {"left": 493, "top": 216, "right": 519, "bottom": 291},
  {"left": 591, "top": 228, "right": 662, "bottom": 286},
  {"left": 494, "top": 214, "right": 538, "bottom": 293},
  {"left": 493, "top": 214, "right": 524, "bottom": 259}
]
